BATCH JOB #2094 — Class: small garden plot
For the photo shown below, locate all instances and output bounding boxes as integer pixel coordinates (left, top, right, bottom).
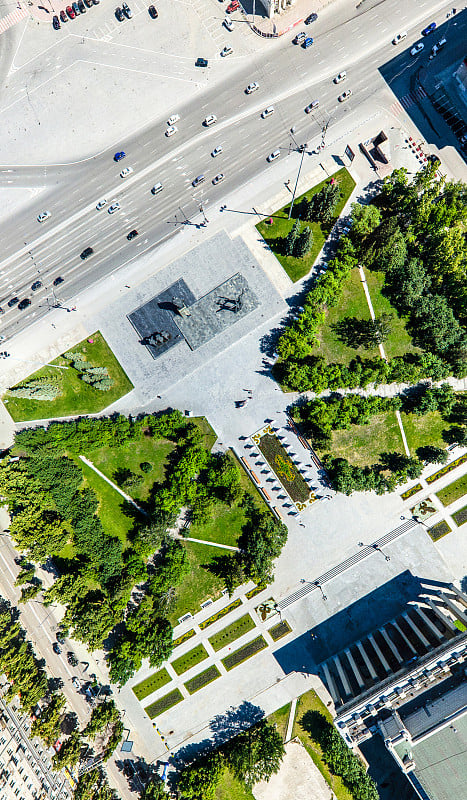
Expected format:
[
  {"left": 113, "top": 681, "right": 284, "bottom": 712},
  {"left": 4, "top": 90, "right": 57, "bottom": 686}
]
[
  {"left": 172, "top": 629, "right": 196, "bottom": 649},
  {"left": 245, "top": 584, "right": 266, "bottom": 600},
  {"left": 184, "top": 665, "right": 221, "bottom": 695},
  {"left": 257, "top": 433, "right": 310, "bottom": 504},
  {"left": 132, "top": 668, "right": 171, "bottom": 701},
  {"left": 171, "top": 644, "right": 209, "bottom": 676},
  {"left": 208, "top": 615, "right": 256, "bottom": 652},
  {"left": 145, "top": 688, "right": 183, "bottom": 719},
  {"left": 199, "top": 599, "right": 242, "bottom": 631},
  {"left": 452, "top": 504, "right": 467, "bottom": 527},
  {"left": 269, "top": 620, "right": 292, "bottom": 641},
  {"left": 426, "top": 453, "right": 467, "bottom": 484},
  {"left": 436, "top": 474, "right": 467, "bottom": 507},
  {"left": 401, "top": 484, "right": 423, "bottom": 501},
  {"left": 428, "top": 520, "right": 451, "bottom": 541},
  {"left": 222, "top": 636, "right": 267, "bottom": 671}
]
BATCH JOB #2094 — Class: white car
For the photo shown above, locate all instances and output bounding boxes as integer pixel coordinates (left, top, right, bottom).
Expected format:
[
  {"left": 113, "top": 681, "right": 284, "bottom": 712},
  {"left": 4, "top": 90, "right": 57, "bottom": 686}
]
[
  {"left": 392, "top": 32, "right": 407, "bottom": 44},
  {"left": 245, "top": 82, "right": 259, "bottom": 94},
  {"left": 338, "top": 90, "right": 352, "bottom": 102},
  {"left": 261, "top": 106, "right": 274, "bottom": 118},
  {"left": 96, "top": 199, "right": 107, "bottom": 211},
  {"left": 304, "top": 100, "right": 319, "bottom": 113},
  {"left": 165, "top": 125, "right": 178, "bottom": 137},
  {"left": 212, "top": 173, "right": 225, "bottom": 185},
  {"left": 120, "top": 166, "right": 133, "bottom": 178},
  {"left": 108, "top": 202, "right": 121, "bottom": 214},
  {"left": 267, "top": 150, "right": 280, "bottom": 162},
  {"left": 167, "top": 114, "right": 180, "bottom": 126},
  {"left": 333, "top": 71, "right": 346, "bottom": 83},
  {"left": 37, "top": 211, "right": 51, "bottom": 223},
  {"left": 204, "top": 114, "right": 217, "bottom": 126},
  {"left": 211, "top": 146, "right": 223, "bottom": 157},
  {"left": 223, "top": 17, "right": 233, "bottom": 30},
  {"left": 410, "top": 42, "right": 424, "bottom": 56},
  {"left": 220, "top": 46, "right": 233, "bottom": 57}
]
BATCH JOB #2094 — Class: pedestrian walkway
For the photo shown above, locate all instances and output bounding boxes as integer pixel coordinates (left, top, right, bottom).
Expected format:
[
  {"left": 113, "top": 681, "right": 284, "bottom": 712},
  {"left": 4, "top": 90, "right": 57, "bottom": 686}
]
[
  {"left": 285, "top": 697, "right": 297, "bottom": 742},
  {"left": 78, "top": 455, "right": 148, "bottom": 515},
  {"left": 0, "top": 6, "right": 28, "bottom": 34}
]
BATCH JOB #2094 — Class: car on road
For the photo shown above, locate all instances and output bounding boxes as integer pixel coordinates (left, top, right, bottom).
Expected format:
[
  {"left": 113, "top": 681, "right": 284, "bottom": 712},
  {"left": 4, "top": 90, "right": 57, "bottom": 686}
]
[
  {"left": 430, "top": 37, "right": 446, "bottom": 58},
  {"left": 195, "top": 57, "right": 208, "bottom": 67},
  {"left": 302, "top": 36, "right": 313, "bottom": 48},
  {"left": 245, "top": 82, "right": 259, "bottom": 93},
  {"left": 52, "top": 642, "right": 62, "bottom": 655},
  {"left": 305, "top": 12, "right": 317, "bottom": 23},
  {"left": 338, "top": 89, "right": 352, "bottom": 102},
  {"left": 56, "top": 630, "right": 66, "bottom": 643},
  {"left": 151, "top": 182, "right": 163, "bottom": 194},
  {"left": 212, "top": 173, "right": 225, "bottom": 185},
  {"left": 261, "top": 106, "right": 274, "bottom": 118},
  {"left": 72, "top": 677, "right": 80, "bottom": 690},
  {"left": 293, "top": 32, "right": 306, "bottom": 44},
  {"left": 114, "top": 151, "right": 126, "bottom": 161},
  {"left": 80, "top": 247, "right": 94, "bottom": 260},
  {"left": 60, "top": 10, "right": 68, "bottom": 22},
  {"left": 53, "top": 276, "right": 64, "bottom": 286},
  {"left": 211, "top": 146, "right": 223, "bottom": 157},
  {"left": 31, "top": 280, "right": 42, "bottom": 291},
  {"left": 226, "top": 0, "right": 239, "bottom": 11},
  {"left": 53, "top": 15, "right": 60, "bottom": 29},
  {"left": 223, "top": 17, "right": 233, "bottom": 30},
  {"left": 7, "top": 297, "right": 18, "bottom": 307},
  {"left": 392, "top": 31, "right": 407, "bottom": 44},
  {"left": 165, "top": 125, "right": 178, "bottom": 137},
  {"left": 18, "top": 299, "right": 31, "bottom": 310},
  {"left": 115, "top": 7, "right": 125, "bottom": 20},
  {"left": 67, "top": 651, "right": 79, "bottom": 666},
  {"left": 96, "top": 199, "right": 107, "bottom": 210},
  {"left": 304, "top": 100, "right": 319, "bottom": 113},
  {"left": 148, "top": 4, "right": 158, "bottom": 17},
  {"left": 220, "top": 46, "right": 233, "bottom": 57},
  {"left": 204, "top": 114, "right": 217, "bottom": 126},
  {"left": 122, "top": 2, "right": 132, "bottom": 17},
  {"left": 37, "top": 210, "right": 51, "bottom": 223},
  {"left": 267, "top": 150, "right": 280, "bottom": 162},
  {"left": 0, "top": 307, "right": 3, "bottom": 314},
  {"left": 120, "top": 166, "right": 133, "bottom": 178},
  {"left": 66, "top": 5, "right": 75, "bottom": 18},
  {"left": 421, "top": 21, "right": 436, "bottom": 35},
  {"left": 410, "top": 42, "right": 424, "bottom": 55},
  {"left": 192, "top": 175, "right": 205, "bottom": 187},
  {"left": 108, "top": 202, "right": 121, "bottom": 214},
  {"left": 167, "top": 114, "right": 180, "bottom": 125},
  {"left": 334, "top": 71, "right": 346, "bottom": 83},
  {"left": 127, "top": 229, "right": 139, "bottom": 240}
]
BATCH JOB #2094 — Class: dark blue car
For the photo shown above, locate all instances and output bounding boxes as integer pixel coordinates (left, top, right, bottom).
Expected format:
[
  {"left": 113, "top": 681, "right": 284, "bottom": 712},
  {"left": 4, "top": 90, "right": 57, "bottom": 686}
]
[
  {"left": 421, "top": 21, "right": 436, "bottom": 35},
  {"left": 302, "top": 37, "right": 313, "bottom": 48},
  {"left": 114, "top": 151, "right": 126, "bottom": 162}
]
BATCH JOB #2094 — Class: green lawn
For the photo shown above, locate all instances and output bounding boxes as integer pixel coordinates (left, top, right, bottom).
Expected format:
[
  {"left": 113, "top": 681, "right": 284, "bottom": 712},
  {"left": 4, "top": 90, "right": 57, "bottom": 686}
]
[
  {"left": 256, "top": 168, "right": 356, "bottom": 282},
  {"left": 401, "top": 411, "right": 452, "bottom": 455},
  {"left": 364, "top": 270, "right": 419, "bottom": 361},
  {"left": 189, "top": 500, "right": 246, "bottom": 548},
  {"left": 318, "top": 411, "right": 404, "bottom": 467},
  {"left": 169, "top": 541, "right": 226, "bottom": 625},
  {"left": 316, "top": 267, "right": 374, "bottom": 364},
  {"left": 292, "top": 690, "right": 353, "bottom": 800},
  {"left": 170, "top": 644, "right": 209, "bottom": 676},
  {"left": 3, "top": 331, "right": 133, "bottom": 421},
  {"left": 85, "top": 437, "right": 174, "bottom": 502},
  {"left": 208, "top": 614, "right": 256, "bottom": 652},
  {"left": 184, "top": 664, "right": 221, "bottom": 694},
  {"left": 215, "top": 767, "right": 255, "bottom": 800},
  {"left": 132, "top": 668, "right": 171, "bottom": 701},
  {"left": 79, "top": 460, "right": 135, "bottom": 545},
  {"left": 452, "top": 504, "right": 467, "bottom": 527},
  {"left": 436, "top": 474, "right": 467, "bottom": 507},
  {"left": 268, "top": 702, "right": 291, "bottom": 742}
]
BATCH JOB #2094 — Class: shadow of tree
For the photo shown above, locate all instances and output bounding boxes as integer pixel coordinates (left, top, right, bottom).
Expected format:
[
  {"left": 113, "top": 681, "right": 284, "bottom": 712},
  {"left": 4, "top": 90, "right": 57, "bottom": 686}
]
[{"left": 210, "top": 701, "right": 264, "bottom": 747}]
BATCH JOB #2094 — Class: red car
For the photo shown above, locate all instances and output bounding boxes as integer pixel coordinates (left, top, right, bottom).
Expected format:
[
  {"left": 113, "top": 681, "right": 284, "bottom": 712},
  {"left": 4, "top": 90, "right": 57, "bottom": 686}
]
[
  {"left": 60, "top": 9, "right": 68, "bottom": 21},
  {"left": 226, "top": 0, "right": 239, "bottom": 12},
  {"left": 66, "top": 5, "right": 75, "bottom": 18}
]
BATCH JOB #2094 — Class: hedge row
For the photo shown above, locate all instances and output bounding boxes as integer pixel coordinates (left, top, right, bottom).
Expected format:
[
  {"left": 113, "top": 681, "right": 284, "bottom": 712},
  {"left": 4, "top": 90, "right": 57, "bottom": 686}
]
[{"left": 199, "top": 598, "right": 242, "bottom": 630}]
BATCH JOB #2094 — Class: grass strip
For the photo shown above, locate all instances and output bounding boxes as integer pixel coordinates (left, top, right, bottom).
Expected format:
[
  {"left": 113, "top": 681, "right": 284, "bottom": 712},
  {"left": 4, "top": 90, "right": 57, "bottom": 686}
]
[
  {"left": 184, "top": 665, "right": 221, "bottom": 695},
  {"left": 171, "top": 644, "right": 209, "bottom": 676},
  {"left": 268, "top": 620, "right": 292, "bottom": 641},
  {"left": 132, "top": 668, "right": 171, "bottom": 701},
  {"left": 208, "top": 614, "right": 256, "bottom": 652},
  {"left": 428, "top": 520, "right": 451, "bottom": 541},
  {"left": 222, "top": 636, "right": 267, "bottom": 671},
  {"left": 145, "top": 689, "right": 183, "bottom": 719},
  {"left": 258, "top": 433, "right": 310, "bottom": 504},
  {"left": 436, "top": 473, "right": 467, "bottom": 507},
  {"left": 172, "top": 629, "right": 196, "bottom": 649},
  {"left": 452, "top": 504, "right": 467, "bottom": 527},
  {"left": 199, "top": 598, "right": 242, "bottom": 630}
]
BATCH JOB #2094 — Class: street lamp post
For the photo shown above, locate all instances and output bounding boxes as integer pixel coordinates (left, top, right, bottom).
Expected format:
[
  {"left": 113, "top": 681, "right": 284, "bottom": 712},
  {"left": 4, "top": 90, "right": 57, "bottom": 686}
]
[
  {"left": 288, "top": 142, "right": 308, "bottom": 219},
  {"left": 358, "top": 542, "right": 390, "bottom": 561},
  {"left": 314, "top": 581, "right": 327, "bottom": 601}
]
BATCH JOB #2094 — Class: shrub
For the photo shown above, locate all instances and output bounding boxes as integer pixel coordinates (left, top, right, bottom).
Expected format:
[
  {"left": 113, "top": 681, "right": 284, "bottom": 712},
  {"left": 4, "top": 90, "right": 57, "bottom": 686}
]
[{"left": 140, "top": 462, "right": 153, "bottom": 473}]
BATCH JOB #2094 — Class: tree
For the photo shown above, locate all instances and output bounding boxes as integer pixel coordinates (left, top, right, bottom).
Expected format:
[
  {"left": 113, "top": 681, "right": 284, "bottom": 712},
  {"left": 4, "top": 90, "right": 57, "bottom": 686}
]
[
  {"left": 293, "top": 226, "right": 313, "bottom": 258},
  {"left": 238, "top": 497, "right": 288, "bottom": 584},
  {"left": 31, "top": 693, "right": 66, "bottom": 746},
  {"left": 177, "top": 751, "right": 223, "bottom": 800},
  {"left": 224, "top": 719, "right": 285, "bottom": 787},
  {"left": 140, "top": 779, "right": 169, "bottom": 800},
  {"left": 350, "top": 202, "right": 381, "bottom": 240},
  {"left": 412, "top": 294, "right": 463, "bottom": 353},
  {"left": 309, "top": 182, "right": 341, "bottom": 223},
  {"left": 385, "top": 258, "right": 431, "bottom": 313},
  {"left": 20, "top": 582, "right": 42, "bottom": 603},
  {"left": 299, "top": 195, "right": 313, "bottom": 220},
  {"left": 364, "top": 313, "right": 393, "bottom": 347},
  {"left": 53, "top": 731, "right": 82, "bottom": 770},
  {"left": 283, "top": 220, "right": 300, "bottom": 256},
  {"left": 84, "top": 700, "right": 119, "bottom": 739}
]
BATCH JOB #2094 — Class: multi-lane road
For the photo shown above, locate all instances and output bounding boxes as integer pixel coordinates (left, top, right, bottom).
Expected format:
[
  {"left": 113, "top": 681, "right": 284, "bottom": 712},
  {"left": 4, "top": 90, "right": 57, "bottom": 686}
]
[{"left": 0, "top": 0, "right": 463, "bottom": 341}]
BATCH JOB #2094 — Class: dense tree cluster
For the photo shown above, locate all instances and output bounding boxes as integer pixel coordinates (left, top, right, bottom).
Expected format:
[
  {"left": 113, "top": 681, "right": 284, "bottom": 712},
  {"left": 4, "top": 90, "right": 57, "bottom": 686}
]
[
  {"left": 275, "top": 167, "right": 467, "bottom": 392},
  {"left": 325, "top": 452, "right": 424, "bottom": 495},
  {"left": 292, "top": 394, "right": 400, "bottom": 447},
  {"left": 0, "top": 598, "right": 48, "bottom": 712}
]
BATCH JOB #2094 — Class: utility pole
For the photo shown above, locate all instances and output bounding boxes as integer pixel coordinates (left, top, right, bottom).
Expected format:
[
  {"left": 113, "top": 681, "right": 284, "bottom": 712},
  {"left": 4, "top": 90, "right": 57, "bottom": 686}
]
[{"left": 288, "top": 142, "right": 308, "bottom": 219}]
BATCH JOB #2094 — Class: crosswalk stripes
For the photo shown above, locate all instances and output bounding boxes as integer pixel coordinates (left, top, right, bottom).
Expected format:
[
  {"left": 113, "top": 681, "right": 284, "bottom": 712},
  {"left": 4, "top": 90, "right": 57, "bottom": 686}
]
[
  {"left": 0, "top": 7, "right": 29, "bottom": 34},
  {"left": 391, "top": 87, "right": 427, "bottom": 116}
]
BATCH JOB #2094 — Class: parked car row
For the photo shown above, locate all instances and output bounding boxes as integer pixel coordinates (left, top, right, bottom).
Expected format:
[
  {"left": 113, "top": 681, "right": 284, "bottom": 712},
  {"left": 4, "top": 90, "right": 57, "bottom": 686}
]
[
  {"left": 115, "top": 2, "right": 132, "bottom": 21},
  {"left": 53, "top": 0, "right": 99, "bottom": 29}
]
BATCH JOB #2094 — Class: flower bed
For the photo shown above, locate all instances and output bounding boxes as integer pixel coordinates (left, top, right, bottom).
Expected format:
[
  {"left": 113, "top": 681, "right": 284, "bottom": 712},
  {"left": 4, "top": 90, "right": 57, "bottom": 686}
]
[
  {"left": 222, "top": 636, "right": 267, "bottom": 671},
  {"left": 268, "top": 620, "right": 292, "bottom": 641},
  {"left": 172, "top": 628, "right": 196, "bottom": 649},
  {"left": 199, "top": 598, "right": 242, "bottom": 630},
  {"left": 171, "top": 644, "right": 209, "bottom": 676},
  {"left": 400, "top": 483, "right": 422, "bottom": 500},
  {"left": 428, "top": 520, "right": 451, "bottom": 541},
  {"left": 184, "top": 665, "right": 221, "bottom": 695},
  {"left": 132, "top": 668, "right": 171, "bottom": 701},
  {"left": 426, "top": 452, "right": 467, "bottom": 484},
  {"left": 452, "top": 504, "right": 467, "bottom": 527},
  {"left": 257, "top": 433, "right": 310, "bottom": 504},
  {"left": 245, "top": 584, "right": 267, "bottom": 600},
  {"left": 436, "top": 473, "right": 467, "bottom": 507},
  {"left": 145, "top": 688, "right": 183, "bottom": 719},
  {"left": 208, "top": 614, "right": 256, "bottom": 652}
]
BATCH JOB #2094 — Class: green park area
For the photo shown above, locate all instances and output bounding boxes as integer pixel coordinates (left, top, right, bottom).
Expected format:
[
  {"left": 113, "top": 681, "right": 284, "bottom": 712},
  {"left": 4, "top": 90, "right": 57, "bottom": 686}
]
[
  {"left": 436, "top": 474, "right": 467, "bottom": 507},
  {"left": 268, "top": 702, "right": 291, "bottom": 742},
  {"left": 215, "top": 768, "right": 255, "bottom": 800},
  {"left": 132, "top": 668, "right": 171, "bottom": 701},
  {"left": 208, "top": 614, "right": 256, "bottom": 652},
  {"left": 3, "top": 332, "right": 133, "bottom": 421},
  {"left": 319, "top": 411, "right": 403, "bottom": 467},
  {"left": 256, "top": 168, "right": 356, "bottom": 282},
  {"left": 171, "top": 643, "right": 209, "bottom": 676}
]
